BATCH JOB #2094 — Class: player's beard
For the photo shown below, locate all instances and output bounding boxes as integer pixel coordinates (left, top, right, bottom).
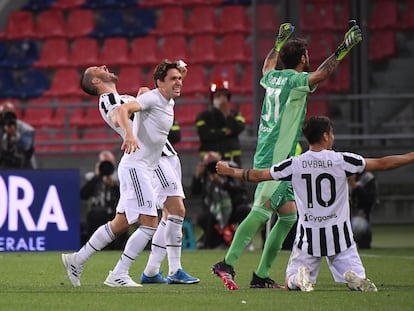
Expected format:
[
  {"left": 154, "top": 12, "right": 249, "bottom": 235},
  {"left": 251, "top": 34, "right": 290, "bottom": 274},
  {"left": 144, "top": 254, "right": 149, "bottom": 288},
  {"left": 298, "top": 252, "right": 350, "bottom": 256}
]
[{"left": 100, "top": 72, "right": 118, "bottom": 83}]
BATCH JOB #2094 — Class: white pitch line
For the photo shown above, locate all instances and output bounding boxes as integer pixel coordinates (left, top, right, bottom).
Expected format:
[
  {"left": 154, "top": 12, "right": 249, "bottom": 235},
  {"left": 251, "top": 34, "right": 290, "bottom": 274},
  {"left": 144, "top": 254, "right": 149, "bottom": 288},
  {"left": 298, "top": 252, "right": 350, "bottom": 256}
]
[{"left": 360, "top": 253, "right": 414, "bottom": 260}]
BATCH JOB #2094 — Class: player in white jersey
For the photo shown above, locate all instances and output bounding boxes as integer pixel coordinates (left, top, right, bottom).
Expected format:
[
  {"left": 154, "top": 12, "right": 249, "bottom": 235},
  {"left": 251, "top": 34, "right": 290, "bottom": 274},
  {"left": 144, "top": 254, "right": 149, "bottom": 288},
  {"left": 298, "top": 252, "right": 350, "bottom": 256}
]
[
  {"left": 119, "top": 91, "right": 199, "bottom": 285},
  {"left": 62, "top": 60, "right": 183, "bottom": 287},
  {"left": 216, "top": 116, "right": 414, "bottom": 292}
]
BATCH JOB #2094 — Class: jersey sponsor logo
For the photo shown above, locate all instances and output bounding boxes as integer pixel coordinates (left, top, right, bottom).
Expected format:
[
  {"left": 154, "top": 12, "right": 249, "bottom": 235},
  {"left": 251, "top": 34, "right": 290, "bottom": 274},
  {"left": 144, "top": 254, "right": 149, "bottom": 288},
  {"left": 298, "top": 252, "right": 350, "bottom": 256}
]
[
  {"left": 269, "top": 76, "right": 287, "bottom": 86},
  {"left": 258, "top": 124, "right": 272, "bottom": 133},
  {"left": 303, "top": 213, "right": 338, "bottom": 223}
]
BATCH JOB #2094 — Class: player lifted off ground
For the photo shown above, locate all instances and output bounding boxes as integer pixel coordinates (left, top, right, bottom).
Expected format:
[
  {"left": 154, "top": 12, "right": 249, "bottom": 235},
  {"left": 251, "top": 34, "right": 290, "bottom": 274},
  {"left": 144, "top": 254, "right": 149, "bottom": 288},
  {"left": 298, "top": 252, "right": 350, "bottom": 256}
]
[
  {"left": 212, "top": 21, "right": 362, "bottom": 290},
  {"left": 217, "top": 115, "right": 414, "bottom": 292},
  {"left": 62, "top": 60, "right": 192, "bottom": 287}
]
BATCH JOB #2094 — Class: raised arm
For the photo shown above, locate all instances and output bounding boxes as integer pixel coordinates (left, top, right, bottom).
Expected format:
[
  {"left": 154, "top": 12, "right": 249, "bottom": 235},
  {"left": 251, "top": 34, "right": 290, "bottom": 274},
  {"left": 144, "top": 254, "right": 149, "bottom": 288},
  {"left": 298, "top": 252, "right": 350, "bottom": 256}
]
[
  {"left": 262, "top": 23, "right": 295, "bottom": 76},
  {"left": 111, "top": 100, "right": 142, "bottom": 154},
  {"left": 216, "top": 161, "right": 273, "bottom": 183},
  {"left": 309, "top": 22, "right": 362, "bottom": 87},
  {"left": 365, "top": 152, "right": 414, "bottom": 171}
]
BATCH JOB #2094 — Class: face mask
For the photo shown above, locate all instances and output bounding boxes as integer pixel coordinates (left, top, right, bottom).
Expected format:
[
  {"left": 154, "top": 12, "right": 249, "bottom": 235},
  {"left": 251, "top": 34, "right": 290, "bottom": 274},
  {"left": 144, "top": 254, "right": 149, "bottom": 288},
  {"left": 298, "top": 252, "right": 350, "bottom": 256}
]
[{"left": 213, "top": 98, "right": 221, "bottom": 109}]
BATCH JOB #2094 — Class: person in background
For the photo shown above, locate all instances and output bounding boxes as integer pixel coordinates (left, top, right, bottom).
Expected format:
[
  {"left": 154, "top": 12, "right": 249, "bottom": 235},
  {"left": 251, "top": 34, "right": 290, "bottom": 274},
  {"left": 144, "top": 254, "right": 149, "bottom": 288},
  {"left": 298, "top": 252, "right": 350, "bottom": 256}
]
[
  {"left": 80, "top": 150, "right": 128, "bottom": 250},
  {"left": 0, "top": 101, "right": 36, "bottom": 169},
  {"left": 191, "top": 151, "right": 251, "bottom": 249},
  {"left": 195, "top": 79, "right": 245, "bottom": 166},
  {"left": 348, "top": 171, "right": 378, "bottom": 249}
]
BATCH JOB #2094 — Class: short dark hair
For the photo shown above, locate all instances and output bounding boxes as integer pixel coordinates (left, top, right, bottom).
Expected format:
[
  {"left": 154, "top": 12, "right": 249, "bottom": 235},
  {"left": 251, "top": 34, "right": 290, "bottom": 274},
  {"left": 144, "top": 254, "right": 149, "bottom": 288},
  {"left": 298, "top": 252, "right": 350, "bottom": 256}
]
[
  {"left": 302, "top": 116, "right": 333, "bottom": 145},
  {"left": 280, "top": 38, "right": 308, "bottom": 69},
  {"left": 80, "top": 70, "right": 98, "bottom": 96},
  {"left": 153, "top": 59, "right": 180, "bottom": 88}
]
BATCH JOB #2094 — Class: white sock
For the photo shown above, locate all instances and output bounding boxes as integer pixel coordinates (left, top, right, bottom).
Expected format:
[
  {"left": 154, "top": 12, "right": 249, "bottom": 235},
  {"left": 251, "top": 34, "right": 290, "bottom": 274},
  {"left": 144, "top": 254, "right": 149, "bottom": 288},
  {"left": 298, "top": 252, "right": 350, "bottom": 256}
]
[
  {"left": 143, "top": 220, "right": 167, "bottom": 277},
  {"left": 76, "top": 222, "right": 115, "bottom": 265},
  {"left": 112, "top": 226, "right": 156, "bottom": 275},
  {"left": 287, "top": 274, "right": 299, "bottom": 290},
  {"left": 165, "top": 215, "right": 183, "bottom": 275}
]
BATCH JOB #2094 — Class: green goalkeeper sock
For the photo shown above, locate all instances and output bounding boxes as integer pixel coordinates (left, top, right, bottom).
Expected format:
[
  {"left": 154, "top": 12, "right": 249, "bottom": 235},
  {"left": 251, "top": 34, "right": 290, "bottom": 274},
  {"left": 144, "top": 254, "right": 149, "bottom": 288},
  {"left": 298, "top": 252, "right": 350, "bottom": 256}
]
[
  {"left": 255, "top": 212, "right": 297, "bottom": 279},
  {"left": 224, "top": 210, "right": 269, "bottom": 267}
]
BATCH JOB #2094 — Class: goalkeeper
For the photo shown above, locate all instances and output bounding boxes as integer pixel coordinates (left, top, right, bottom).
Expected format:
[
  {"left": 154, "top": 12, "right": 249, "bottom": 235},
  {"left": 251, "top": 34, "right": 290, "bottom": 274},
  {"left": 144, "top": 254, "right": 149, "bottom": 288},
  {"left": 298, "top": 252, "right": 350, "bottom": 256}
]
[{"left": 212, "top": 21, "right": 362, "bottom": 290}]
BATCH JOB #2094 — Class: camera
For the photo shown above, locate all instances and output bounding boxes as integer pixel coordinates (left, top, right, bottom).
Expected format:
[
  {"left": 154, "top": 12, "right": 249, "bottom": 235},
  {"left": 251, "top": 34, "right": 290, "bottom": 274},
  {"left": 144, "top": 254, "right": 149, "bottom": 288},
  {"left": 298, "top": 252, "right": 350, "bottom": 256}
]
[
  {"left": 99, "top": 160, "right": 115, "bottom": 176},
  {"left": 205, "top": 161, "right": 218, "bottom": 174}
]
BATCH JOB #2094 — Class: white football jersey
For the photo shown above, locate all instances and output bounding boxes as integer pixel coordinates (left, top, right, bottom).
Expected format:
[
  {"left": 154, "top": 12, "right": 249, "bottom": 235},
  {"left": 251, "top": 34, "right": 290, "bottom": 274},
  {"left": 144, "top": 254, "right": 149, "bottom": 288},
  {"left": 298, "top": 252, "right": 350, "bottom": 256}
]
[
  {"left": 270, "top": 149, "right": 366, "bottom": 256},
  {"left": 99, "top": 90, "right": 174, "bottom": 169}
]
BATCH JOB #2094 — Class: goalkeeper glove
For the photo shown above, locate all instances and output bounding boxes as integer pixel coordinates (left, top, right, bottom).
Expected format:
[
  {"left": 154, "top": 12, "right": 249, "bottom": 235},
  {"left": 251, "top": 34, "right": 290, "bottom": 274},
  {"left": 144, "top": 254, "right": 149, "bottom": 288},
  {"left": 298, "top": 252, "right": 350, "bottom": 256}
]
[
  {"left": 274, "top": 23, "right": 295, "bottom": 52},
  {"left": 335, "top": 24, "right": 362, "bottom": 61}
]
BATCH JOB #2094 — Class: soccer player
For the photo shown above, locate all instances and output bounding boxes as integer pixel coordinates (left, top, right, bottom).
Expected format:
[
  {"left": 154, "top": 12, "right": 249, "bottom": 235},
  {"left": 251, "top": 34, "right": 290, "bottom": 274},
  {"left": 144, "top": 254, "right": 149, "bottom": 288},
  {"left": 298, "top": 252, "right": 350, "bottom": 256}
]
[
  {"left": 212, "top": 22, "right": 363, "bottom": 290},
  {"left": 216, "top": 115, "right": 414, "bottom": 292},
  {"left": 62, "top": 60, "right": 183, "bottom": 287},
  {"left": 119, "top": 89, "right": 199, "bottom": 285}
]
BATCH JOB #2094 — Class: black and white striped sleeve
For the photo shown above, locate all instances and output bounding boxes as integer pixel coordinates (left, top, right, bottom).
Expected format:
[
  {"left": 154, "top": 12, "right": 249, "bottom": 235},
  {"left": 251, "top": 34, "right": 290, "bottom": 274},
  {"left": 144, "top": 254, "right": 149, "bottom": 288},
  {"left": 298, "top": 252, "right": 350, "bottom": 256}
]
[
  {"left": 341, "top": 152, "right": 366, "bottom": 176},
  {"left": 270, "top": 158, "right": 293, "bottom": 181}
]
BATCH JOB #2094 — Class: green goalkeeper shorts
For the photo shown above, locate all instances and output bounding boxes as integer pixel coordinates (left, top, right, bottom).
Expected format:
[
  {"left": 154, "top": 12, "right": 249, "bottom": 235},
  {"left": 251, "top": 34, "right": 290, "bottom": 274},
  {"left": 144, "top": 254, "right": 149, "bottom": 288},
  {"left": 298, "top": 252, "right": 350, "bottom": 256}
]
[{"left": 252, "top": 180, "right": 295, "bottom": 215}]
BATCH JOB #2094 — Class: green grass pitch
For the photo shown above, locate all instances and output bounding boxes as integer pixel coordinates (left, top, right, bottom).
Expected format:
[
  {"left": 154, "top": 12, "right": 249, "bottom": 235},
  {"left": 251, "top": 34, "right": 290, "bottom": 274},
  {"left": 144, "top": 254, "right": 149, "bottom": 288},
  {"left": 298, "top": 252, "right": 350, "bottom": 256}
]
[{"left": 0, "top": 225, "right": 413, "bottom": 311}]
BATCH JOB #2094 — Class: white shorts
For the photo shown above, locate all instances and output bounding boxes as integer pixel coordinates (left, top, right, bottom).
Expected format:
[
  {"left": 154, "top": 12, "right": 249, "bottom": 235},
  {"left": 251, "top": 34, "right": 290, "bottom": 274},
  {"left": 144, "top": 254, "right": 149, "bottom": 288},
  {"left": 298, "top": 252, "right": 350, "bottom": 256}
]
[
  {"left": 286, "top": 243, "right": 366, "bottom": 284},
  {"left": 116, "top": 162, "right": 158, "bottom": 224},
  {"left": 153, "top": 155, "right": 185, "bottom": 209}
]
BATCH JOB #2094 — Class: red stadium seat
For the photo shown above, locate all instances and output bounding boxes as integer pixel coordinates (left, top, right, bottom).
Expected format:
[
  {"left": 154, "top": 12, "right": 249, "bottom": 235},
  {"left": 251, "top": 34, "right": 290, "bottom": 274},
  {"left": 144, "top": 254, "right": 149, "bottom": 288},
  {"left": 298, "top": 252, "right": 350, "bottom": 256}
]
[
  {"left": 129, "top": 36, "right": 160, "bottom": 66},
  {"left": 36, "top": 9, "right": 66, "bottom": 39},
  {"left": 369, "top": 0, "right": 399, "bottom": 30},
  {"left": 217, "top": 5, "right": 250, "bottom": 34},
  {"left": 33, "top": 38, "right": 71, "bottom": 68},
  {"left": 22, "top": 107, "right": 54, "bottom": 129},
  {"left": 44, "top": 68, "right": 84, "bottom": 98},
  {"left": 181, "top": 65, "right": 207, "bottom": 95},
  {"left": 188, "top": 34, "right": 217, "bottom": 64},
  {"left": 306, "top": 100, "right": 330, "bottom": 118},
  {"left": 65, "top": 9, "right": 95, "bottom": 38},
  {"left": 151, "top": 7, "right": 187, "bottom": 36},
  {"left": 99, "top": 38, "right": 130, "bottom": 67},
  {"left": 217, "top": 34, "right": 250, "bottom": 63},
  {"left": 256, "top": 4, "right": 279, "bottom": 34},
  {"left": 158, "top": 35, "right": 188, "bottom": 62},
  {"left": 307, "top": 33, "right": 335, "bottom": 64},
  {"left": 175, "top": 97, "right": 206, "bottom": 126},
  {"left": 186, "top": 6, "right": 217, "bottom": 35},
  {"left": 117, "top": 66, "right": 145, "bottom": 95},
  {"left": 256, "top": 37, "right": 275, "bottom": 61},
  {"left": 238, "top": 64, "right": 254, "bottom": 96},
  {"left": 2, "top": 11, "right": 36, "bottom": 40},
  {"left": 369, "top": 31, "right": 397, "bottom": 62},
  {"left": 401, "top": 1, "right": 414, "bottom": 30},
  {"left": 239, "top": 102, "right": 254, "bottom": 125},
  {"left": 71, "top": 130, "right": 117, "bottom": 152},
  {"left": 70, "top": 38, "right": 100, "bottom": 67},
  {"left": 300, "top": 1, "right": 336, "bottom": 32}
]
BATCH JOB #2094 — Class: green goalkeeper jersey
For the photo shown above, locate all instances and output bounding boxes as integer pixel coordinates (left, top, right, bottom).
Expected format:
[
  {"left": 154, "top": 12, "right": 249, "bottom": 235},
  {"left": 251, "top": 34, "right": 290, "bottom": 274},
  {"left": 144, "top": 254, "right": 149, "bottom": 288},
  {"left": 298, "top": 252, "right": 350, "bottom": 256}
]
[{"left": 254, "top": 69, "right": 316, "bottom": 169}]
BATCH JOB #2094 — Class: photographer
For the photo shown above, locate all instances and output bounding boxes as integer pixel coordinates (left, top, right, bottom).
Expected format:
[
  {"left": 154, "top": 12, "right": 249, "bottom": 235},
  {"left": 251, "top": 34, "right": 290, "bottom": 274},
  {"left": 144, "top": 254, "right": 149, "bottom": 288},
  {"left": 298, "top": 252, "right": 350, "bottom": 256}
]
[
  {"left": 80, "top": 150, "right": 127, "bottom": 249},
  {"left": 191, "top": 152, "right": 251, "bottom": 249},
  {"left": 0, "top": 102, "right": 36, "bottom": 169}
]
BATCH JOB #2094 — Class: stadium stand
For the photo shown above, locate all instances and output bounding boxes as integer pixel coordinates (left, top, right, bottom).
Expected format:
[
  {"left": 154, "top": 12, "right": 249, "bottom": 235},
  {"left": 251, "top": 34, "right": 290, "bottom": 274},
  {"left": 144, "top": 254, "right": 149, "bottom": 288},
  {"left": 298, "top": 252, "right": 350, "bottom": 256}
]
[
  {"left": 217, "top": 5, "right": 250, "bottom": 34},
  {"left": 151, "top": 7, "right": 187, "bottom": 36},
  {"left": 65, "top": 8, "right": 95, "bottom": 39},
  {"left": 188, "top": 34, "right": 217, "bottom": 65},
  {"left": 35, "top": 9, "right": 66, "bottom": 39},
  {"left": 70, "top": 37, "right": 100, "bottom": 67},
  {"left": 33, "top": 38, "right": 71, "bottom": 69},
  {"left": 129, "top": 36, "right": 160, "bottom": 66},
  {"left": 185, "top": 6, "right": 217, "bottom": 35},
  {"left": 0, "top": 40, "right": 39, "bottom": 69},
  {"left": 99, "top": 38, "right": 130, "bottom": 67},
  {"left": 368, "top": 0, "right": 399, "bottom": 30}
]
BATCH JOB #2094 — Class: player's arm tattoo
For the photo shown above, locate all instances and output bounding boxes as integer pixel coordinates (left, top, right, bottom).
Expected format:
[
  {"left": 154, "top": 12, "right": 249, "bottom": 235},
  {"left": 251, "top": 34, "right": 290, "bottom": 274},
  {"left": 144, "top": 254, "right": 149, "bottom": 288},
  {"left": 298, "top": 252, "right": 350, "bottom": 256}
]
[{"left": 317, "top": 55, "right": 339, "bottom": 75}]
